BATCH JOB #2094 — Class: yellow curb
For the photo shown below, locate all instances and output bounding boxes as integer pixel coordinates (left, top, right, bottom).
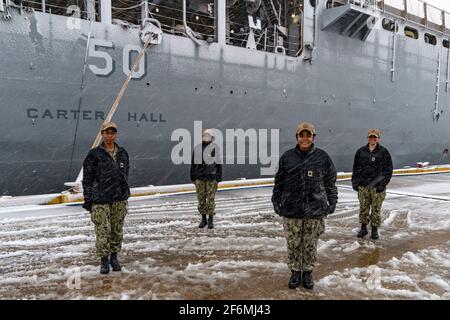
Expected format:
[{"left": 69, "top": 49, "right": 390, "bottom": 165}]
[
  {"left": 46, "top": 194, "right": 69, "bottom": 205},
  {"left": 46, "top": 167, "right": 450, "bottom": 205}
]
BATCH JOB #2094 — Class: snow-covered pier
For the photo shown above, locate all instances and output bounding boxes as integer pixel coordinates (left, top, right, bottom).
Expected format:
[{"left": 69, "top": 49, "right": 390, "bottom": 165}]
[{"left": 0, "top": 174, "right": 449, "bottom": 299}]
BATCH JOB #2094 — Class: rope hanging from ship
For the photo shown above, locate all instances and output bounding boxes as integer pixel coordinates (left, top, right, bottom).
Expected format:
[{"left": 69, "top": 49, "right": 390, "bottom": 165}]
[{"left": 66, "top": 18, "right": 162, "bottom": 191}]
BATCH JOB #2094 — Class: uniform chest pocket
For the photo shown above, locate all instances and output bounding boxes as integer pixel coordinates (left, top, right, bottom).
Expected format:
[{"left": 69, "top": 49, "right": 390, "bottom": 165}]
[
  {"left": 369, "top": 154, "right": 381, "bottom": 163},
  {"left": 304, "top": 169, "right": 323, "bottom": 181},
  {"left": 306, "top": 169, "right": 328, "bottom": 214},
  {"left": 304, "top": 169, "right": 324, "bottom": 193}
]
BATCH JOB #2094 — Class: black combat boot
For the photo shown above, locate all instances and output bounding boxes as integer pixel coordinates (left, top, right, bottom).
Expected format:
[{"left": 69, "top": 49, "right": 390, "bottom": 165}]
[
  {"left": 302, "top": 271, "right": 314, "bottom": 289},
  {"left": 100, "top": 256, "right": 110, "bottom": 274},
  {"left": 199, "top": 214, "right": 207, "bottom": 228},
  {"left": 371, "top": 226, "right": 379, "bottom": 240},
  {"left": 207, "top": 215, "right": 214, "bottom": 229},
  {"left": 357, "top": 224, "right": 368, "bottom": 238},
  {"left": 110, "top": 252, "right": 122, "bottom": 271},
  {"left": 288, "top": 271, "right": 302, "bottom": 289}
]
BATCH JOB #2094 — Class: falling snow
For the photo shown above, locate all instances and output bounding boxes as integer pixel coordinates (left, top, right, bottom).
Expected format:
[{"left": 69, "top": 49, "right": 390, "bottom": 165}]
[{"left": 0, "top": 174, "right": 449, "bottom": 299}]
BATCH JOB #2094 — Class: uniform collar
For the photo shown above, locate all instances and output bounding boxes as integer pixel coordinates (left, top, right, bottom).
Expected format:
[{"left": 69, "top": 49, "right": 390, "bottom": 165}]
[
  {"left": 366, "top": 143, "right": 380, "bottom": 152},
  {"left": 295, "top": 143, "right": 316, "bottom": 156},
  {"left": 99, "top": 142, "right": 121, "bottom": 152}
]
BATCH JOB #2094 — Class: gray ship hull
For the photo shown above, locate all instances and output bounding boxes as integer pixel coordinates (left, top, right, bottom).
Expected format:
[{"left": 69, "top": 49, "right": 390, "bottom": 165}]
[{"left": 1, "top": 5, "right": 450, "bottom": 196}]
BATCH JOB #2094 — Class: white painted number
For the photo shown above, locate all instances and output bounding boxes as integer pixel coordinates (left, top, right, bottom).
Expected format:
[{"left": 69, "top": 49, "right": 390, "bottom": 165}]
[
  {"left": 88, "top": 40, "right": 147, "bottom": 78},
  {"left": 66, "top": 5, "right": 81, "bottom": 30},
  {"left": 123, "top": 45, "right": 146, "bottom": 79},
  {"left": 89, "top": 39, "right": 114, "bottom": 76}
]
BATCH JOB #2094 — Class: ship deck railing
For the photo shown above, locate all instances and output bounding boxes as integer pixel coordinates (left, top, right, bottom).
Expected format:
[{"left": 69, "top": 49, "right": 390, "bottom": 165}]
[
  {"left": 16, "top": 1, "right": 217, "bottom": 42},
  {"left": 329, "top": 0, "right": 450, "bottom": 36},
  {"left": 20, "top": 0, "right": 100, "bottom": 20},
  {"left": 14, "top": 1, "right": 303, "bottom": 57}
]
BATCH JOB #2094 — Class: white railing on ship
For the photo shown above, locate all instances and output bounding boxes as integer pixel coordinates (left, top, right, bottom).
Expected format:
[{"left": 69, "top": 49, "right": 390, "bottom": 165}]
[
  {"left": 330, "top": 0, "right": 377, "bottom": 11},
  {"left": 20, "top": 0, "right": 99, "bottom": 20},
  {"left": 18, "top": 1, "right": 217, "bottom": 41},
  {"left": 331, "top": 0, "right": 450, "bottom": 33},
  {"left": 112, "top": 1, "right": 216, "bottom": 41},
  {"left": 381, "top": 0, "right": 450, "bottom": 31}
]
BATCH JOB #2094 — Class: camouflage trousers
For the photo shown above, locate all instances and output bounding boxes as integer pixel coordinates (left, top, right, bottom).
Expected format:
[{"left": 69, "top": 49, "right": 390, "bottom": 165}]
[
  {"left": 358, "top": 187, "right": 386, "bottom": 227},
  {"left": 194, "top": 179, "right": 218, "bottom": 216},
  {"left": 91, "top": 200, "right": 128, "bottom": 257},
  {"left": 282, "top": 218, "right": 325, "bottom": 272}
]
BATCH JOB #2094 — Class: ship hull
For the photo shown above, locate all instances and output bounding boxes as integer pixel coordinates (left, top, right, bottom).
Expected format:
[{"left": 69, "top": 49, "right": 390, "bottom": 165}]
[{"left": 1, "top": 9, "right": 450, "bottom": 195}]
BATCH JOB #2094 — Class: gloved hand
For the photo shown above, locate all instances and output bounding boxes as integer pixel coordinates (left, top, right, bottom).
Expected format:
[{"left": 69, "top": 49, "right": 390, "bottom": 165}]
[
  {"left": 376, "top": 185, "right": 386, "bottom": 193},
  {"left": 273, "top": 202, "right": 282, "bottom": 215},
  {"left": 325, "top": 203, "right": 336, "bottom": 215},
  {"left": 82, "top": 201, "right": 93, "bottom": 213}
]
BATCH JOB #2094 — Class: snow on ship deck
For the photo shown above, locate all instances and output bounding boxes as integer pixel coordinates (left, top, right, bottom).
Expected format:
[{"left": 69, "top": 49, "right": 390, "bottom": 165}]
[{"left": 0, "top": 174, "right": 449, "bottom": 300}]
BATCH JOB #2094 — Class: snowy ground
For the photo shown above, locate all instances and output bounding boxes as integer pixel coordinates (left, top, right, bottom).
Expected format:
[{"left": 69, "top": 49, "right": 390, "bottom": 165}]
[{"left": 0, "top": 174, "right": 449, "bottom": 300}]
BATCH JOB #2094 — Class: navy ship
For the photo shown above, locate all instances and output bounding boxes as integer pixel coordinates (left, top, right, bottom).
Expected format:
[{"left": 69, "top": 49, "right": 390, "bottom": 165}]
[{"left": 1, "top": 0, "right": 450, "bottom": 196}]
